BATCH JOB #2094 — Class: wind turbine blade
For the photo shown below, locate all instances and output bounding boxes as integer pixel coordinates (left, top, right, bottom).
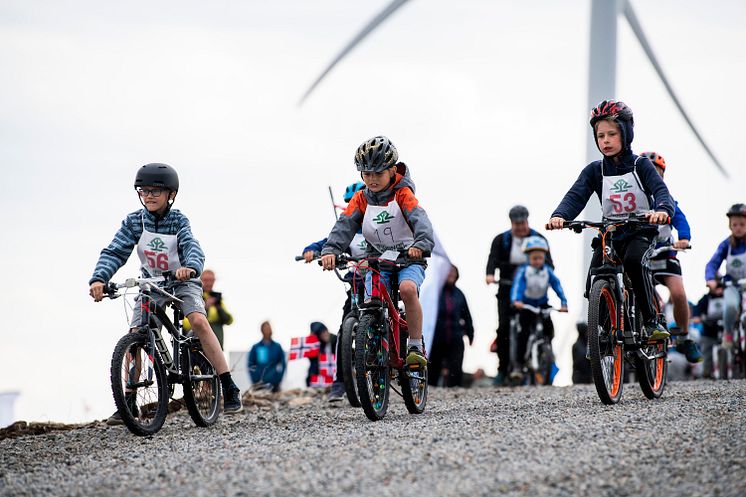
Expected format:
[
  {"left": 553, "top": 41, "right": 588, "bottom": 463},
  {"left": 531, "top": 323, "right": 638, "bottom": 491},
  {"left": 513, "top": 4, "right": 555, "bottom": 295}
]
[
  {"left": 623, "top": 0, "right": 728, "bottom": 177},
  {"left": 298, "top": 0, "right": 410, "bottom": 106}
]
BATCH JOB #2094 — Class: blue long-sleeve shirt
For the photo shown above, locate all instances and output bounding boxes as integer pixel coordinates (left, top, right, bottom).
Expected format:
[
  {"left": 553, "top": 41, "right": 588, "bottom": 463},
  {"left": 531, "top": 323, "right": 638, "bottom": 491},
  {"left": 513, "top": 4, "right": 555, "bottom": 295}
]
[
  {"left": 510, "top": 264, "right": 568, "bottom": 307},
  {"left": 248, "top": 340, "right": 286, "bottom": 386},
  {"left": 90, "top": 208, "right": 205, "bottom": 285},
  {"left": 670, "top": 202, "right": 691, "bottom": 241},
  {"left": 705, "top": 238, "right": 746, "bottom": 282}
]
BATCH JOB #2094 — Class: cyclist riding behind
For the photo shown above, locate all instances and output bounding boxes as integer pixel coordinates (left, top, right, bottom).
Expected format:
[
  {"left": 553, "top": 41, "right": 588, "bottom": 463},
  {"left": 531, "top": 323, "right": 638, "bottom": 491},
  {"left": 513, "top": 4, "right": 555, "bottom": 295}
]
[
  {"left": 302, "top": 181, "right": 367, "bottom": 402},
  {"left": 547, "top": 100, "right": 674, "bottom": 340},
  {"left": 320, "top": 136, "right": 435, "bottom": 370},
  {"left": 704, "top": 203, "right": 746, "bottom": 349},
  {"left": 509, "top": 236, "right": 568, "bottom": 378},
  {"left": 640, "top": 151, "right": 702, "bottom": 363},
  {"left": 89, "top": 163, "right": 243, "bottom": 423}
]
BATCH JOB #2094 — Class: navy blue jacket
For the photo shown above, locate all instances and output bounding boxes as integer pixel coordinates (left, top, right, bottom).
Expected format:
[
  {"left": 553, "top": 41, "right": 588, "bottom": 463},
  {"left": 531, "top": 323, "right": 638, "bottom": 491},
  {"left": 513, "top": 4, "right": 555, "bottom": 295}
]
[
  {"left": 551, "top": 153, "right": 675, "bottom": 238},
  {"left": 248, "top": 340, "right": 286, "bottom": 387}
]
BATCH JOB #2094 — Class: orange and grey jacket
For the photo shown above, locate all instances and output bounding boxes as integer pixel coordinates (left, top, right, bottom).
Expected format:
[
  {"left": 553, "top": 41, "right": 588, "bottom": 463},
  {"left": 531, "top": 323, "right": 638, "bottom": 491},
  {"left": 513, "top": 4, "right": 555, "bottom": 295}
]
[{"left": 321, "top": 163, "right": 434, "bottom": 257}]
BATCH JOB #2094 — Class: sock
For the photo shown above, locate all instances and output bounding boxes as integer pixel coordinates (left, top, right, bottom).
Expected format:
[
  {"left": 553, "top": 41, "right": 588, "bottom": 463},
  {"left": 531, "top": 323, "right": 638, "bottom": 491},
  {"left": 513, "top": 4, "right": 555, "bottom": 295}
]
[
  {"left": 219, "top": 372, "right": 235, "bottom": 392},
  {"left": 407, "top": 338, "right": 423, "bottom": 351}
]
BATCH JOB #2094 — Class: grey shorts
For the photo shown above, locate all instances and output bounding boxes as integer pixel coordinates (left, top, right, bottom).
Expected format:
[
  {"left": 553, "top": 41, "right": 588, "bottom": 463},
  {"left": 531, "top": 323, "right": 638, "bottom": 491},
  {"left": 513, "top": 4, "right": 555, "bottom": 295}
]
[{"left": 129, "top": 281, "right": 206, "bottom": 327}]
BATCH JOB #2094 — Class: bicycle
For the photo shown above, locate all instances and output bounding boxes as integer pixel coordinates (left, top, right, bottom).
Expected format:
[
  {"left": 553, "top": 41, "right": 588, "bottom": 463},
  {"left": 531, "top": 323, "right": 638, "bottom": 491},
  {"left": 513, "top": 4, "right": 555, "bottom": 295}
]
[
  {"left": 345, "top": 252, "right": 429, "bottom": 421},
  {"left": 561, "top": 215, "right": 670, "bottom": 404},
  {"left": 103, "top": 273, "right": 220, "bottom": 435},
  {"left": 718, "top": 278, "right": 746, "bottom": 380},
  {"left": 508, "top": 304, "right": 558, "bottom": 386},
  {"left": 297, "top": 253, "right": 362, "bottom": 407}
]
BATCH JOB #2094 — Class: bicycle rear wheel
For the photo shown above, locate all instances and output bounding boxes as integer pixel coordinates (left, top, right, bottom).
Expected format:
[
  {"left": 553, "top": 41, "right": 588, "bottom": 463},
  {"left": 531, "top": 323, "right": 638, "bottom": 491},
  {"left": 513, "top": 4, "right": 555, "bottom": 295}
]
[
  {"left": 110, "top": 331, "right": 168, "bottom": 436},
  {"left": 399, "top": 363, "right": 428, "bottom": 414},
  {"left": 635, "top": 341, "right": 668, "bottom": 399},
  {"left": 587, "top": 279, "right": 624, "bottom": 405},
  {"left": 355, "top": 313, "right": 390, "bottom": 421},
  {"left": 181, "top": 340, "right": 221, "bottom": 427},
  {"left": 340, "top": 314, "right": 361, "bottom": 408}
]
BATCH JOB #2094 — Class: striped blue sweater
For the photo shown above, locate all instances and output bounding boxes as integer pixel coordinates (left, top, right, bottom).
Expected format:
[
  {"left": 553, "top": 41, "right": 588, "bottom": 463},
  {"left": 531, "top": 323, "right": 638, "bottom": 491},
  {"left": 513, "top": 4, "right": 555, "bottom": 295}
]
[{"left": 89, "top": 208, "right": 205, "bottom": 285}]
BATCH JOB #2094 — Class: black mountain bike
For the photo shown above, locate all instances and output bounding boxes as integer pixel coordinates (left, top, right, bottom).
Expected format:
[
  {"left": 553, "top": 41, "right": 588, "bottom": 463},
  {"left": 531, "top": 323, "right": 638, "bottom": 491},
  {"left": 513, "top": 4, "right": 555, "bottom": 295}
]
[
  {"left": 104, "top": 274, "right": 220, "bottom": 435},
  {"left": 508, "top": 304, "right": 557, "bottom": 386},
  {"left": 719, "top": 278, "right": 746, "bottom": 380},
  {"left": 563, "top": 216, "right": 670, "bottom": 404}
]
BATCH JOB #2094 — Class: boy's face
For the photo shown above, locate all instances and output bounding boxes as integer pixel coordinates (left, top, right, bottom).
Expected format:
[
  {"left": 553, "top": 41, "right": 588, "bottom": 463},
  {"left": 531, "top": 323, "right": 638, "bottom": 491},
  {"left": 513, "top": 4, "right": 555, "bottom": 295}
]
[
  {"left": 137, "top": 186, "right": 174, "bottom": 214},
  {"left": 528, "top": 251, "right": 545, "bottom": 269},
  {"left": 730, "top": 216, "right": 746, "bottom": 238},
  {"left": 595, "top": 120, "right": 623, "bottom": 157},
  {"left": 361, "top": 167, "right": 396, "bottom": 193}
]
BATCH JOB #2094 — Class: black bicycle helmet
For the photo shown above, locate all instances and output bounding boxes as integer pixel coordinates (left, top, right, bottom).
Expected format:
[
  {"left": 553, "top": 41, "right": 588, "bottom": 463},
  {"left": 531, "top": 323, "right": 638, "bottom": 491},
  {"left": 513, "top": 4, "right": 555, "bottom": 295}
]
[
  {"left": 354, "top": 136, "right": 399, "bottom": 172},
  {"left": 134, "top": 163, "right": 179, "bottom": 192},
  {"left": 726, "top": 203, "right": 746, "bottom": 218}
]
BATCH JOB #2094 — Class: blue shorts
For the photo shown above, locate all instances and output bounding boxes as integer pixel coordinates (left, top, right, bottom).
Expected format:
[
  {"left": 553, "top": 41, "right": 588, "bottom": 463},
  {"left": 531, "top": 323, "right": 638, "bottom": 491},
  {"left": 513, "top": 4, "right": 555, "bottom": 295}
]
[{"left": 364, "top": 264, "right": 426, "bottom": 300}]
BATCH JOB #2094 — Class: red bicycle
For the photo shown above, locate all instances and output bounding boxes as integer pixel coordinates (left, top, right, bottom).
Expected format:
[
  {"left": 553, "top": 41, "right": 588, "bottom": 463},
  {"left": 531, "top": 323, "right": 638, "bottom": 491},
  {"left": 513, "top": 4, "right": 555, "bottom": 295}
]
[{"left": 349, "top": 253, "right": 429, "bottom": 421}]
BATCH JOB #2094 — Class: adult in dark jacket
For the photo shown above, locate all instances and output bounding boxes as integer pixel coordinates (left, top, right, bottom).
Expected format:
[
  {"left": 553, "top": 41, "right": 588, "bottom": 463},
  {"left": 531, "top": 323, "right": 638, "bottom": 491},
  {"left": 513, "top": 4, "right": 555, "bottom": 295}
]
[
  {"left": 429, "top": 265, "right": 474, "bottom": 387},
  {"left": 486, "top": 205, "right": 553, "bottom": 385},
  {"left": 247, "top": 321, "right": 286, "bottom": 392}
]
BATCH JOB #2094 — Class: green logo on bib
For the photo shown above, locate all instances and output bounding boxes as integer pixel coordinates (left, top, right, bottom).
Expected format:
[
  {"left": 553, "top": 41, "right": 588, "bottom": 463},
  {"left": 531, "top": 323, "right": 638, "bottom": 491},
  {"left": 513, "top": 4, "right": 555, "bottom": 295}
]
[
  {"left": 148, "top": 237, "right": 167, "bottom": 253},
  {"left": 732, "top": 259, "right": 743, "bottom": 268},
  {"left": 374, "top": 211, "right": 394, "bottom": 224},
  {"left": 610, "top": 179, "right": 631, "bottom": 193}
]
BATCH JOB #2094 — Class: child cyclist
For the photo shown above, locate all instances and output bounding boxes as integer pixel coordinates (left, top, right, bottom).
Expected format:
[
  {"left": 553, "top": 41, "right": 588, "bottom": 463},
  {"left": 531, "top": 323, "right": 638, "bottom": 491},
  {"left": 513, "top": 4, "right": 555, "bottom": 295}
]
[
  {"left": 302, "top": 181, "right": 367, "bottom": 402},
  {"left": 509, "top": 236, "right": 568, "bottom": 379},
  {"left": 320, "top": 136, "right": 434, "bottom": 369},
  {"left": 547, "top": 100, "right": 675, "bottom": 340},
  {"left": 640, "top": 151, "right": 702, "bottom": 363},
  {"left": 89, "top": 163, "right": 243, "bottom": 423},
  {"left": 705, "top": 203, "right": 746, "bottom": 349}
]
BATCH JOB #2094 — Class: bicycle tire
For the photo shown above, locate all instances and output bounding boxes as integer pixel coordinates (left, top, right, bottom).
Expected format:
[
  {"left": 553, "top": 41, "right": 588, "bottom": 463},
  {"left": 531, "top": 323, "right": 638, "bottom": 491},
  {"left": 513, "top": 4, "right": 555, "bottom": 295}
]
[
  {"left": 399, "top": 363, "right": 428, "bottom": 414},
  {"left": 181, "top": 340, "right": 221, "bottom": 427},
  {"left": 110, "top": 331, "right": 169, "bottom": 436},
  {"left": 587, "top": 279, "right": 624, "bottom": 405},
  {"left": 635, "top": 341, "right": 668, "bottom": 399},
  {"left": 340, "top": 315, "right": 361, "bottom": 408},
  {"left": 718, "top": 347, "right": 729, "bottom": 380},
  {"left": 355, "top": 313, "right": 390, "bottom": 421},
  {"left": 534, "top": 342, "right": 554, "bottom": 386}
]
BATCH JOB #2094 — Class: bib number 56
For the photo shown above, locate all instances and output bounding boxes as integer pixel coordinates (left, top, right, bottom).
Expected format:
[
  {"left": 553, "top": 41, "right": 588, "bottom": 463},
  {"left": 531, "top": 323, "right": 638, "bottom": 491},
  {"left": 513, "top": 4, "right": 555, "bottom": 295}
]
[
  {"left": 609, "top": 193, "right": 637, "bottom": 214},
  {"left": 144, "top": 250, "right": 169, "bottom": 271}
]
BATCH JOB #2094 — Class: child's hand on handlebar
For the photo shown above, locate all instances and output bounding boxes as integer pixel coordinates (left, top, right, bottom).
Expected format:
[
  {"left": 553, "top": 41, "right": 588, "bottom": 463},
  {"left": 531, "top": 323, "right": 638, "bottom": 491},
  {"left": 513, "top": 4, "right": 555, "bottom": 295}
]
[
  {"left": 89, "top": 281, "right": 105, "bottom": 302},
  {"left": 321, "top": 254, "right": 337, "bottom": 270},
  {"left": 408, "top": 247, "right": 423, "bottom": 260},
  {"left": 673, "top": 239, "right": 690, "bottom": 249},
  {"left": 176, "top": 268, "right": 196, "bottom": 281},
  {"left": 513, "top": 301, "right": 524, "bottom": 309},
  {"left": 560, "top": 305, "right": 568, "bottom": 313},
  {"left": 645, "top": 211, "right": 669, "bottom": 225},
  {"left": 546, "top": 217, "right": 565, "bottom": 230},
  {"left": 303, "top": 250, "right": 316, "bottom": 263}
]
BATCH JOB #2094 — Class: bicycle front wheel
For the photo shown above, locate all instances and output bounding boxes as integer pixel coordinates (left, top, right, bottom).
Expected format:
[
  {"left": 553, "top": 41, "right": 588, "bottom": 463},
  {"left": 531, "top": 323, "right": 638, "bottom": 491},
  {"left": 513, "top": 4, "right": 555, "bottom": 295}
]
[
  {"left": 340, "top": 314, "right": 361, "bottom": 408},
  {"left": 635, "top": 340, "right": 668, "bottom": 399},
  {"left": 355, "top": 313, "right": 390, "bottom": 421},
  {"left": 110, "top": 331, "right": 169, "bottom": 436},
  {"left": 181, "top": 340, "right": 221, "bottom": 427},
  {"left": 399, "top": 362, "right": 428, "bottom": 414},
  {"left": 587, "top": 279, "right": 624, "bottom": 405}
]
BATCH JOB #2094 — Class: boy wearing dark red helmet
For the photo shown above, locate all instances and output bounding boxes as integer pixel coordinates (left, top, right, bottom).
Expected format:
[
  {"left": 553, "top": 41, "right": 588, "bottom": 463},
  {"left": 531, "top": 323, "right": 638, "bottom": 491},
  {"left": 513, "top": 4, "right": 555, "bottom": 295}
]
[{"left": 547, "top": 100, "right": 675, "bottom": 340}]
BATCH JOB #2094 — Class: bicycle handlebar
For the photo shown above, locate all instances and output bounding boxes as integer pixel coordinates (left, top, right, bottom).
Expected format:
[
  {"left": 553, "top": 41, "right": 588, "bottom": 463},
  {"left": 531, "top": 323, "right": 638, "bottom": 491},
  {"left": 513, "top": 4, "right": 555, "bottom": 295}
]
[
  {"left": 104, "top": 272, "right": 183, "bottom": 303},
  {"left": 518, "top": 304, "right": 561, "bottom": 315},
  {"left": 556, "top": 214, "right": 666, "bottom": 233},
  {"left": 648, "top": 244, "right": 692, "bottom": 258}
]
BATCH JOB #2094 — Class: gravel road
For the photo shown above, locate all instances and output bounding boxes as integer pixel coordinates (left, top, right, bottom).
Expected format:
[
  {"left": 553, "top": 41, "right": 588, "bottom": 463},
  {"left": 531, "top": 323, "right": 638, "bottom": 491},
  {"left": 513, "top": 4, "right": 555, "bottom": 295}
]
[{"left": 2, "top": 380, "right": 744, "bottom": 497}]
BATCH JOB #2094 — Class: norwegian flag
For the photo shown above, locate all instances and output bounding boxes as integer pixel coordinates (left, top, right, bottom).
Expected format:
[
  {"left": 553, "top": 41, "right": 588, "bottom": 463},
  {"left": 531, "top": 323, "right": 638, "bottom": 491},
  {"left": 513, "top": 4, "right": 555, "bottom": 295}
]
[
  {"left": 309, "top": 374, "right": 334, "bottom": 388},
  {"left": 288, "top": 335, "right": 320, "bottom": 360},
  {"left": 319, "top": 353, "right": 337, "bottom": 379}
]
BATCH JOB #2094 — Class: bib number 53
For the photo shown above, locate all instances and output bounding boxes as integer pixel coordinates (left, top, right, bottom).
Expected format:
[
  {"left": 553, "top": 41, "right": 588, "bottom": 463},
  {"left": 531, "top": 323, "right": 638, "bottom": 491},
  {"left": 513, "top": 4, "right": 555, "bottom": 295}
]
[
  {"left": 144, "top": 250, "right": 169, "bottom": 271},
  {"left": 609, "top": 193, "right": 637, "bottom": 214}
]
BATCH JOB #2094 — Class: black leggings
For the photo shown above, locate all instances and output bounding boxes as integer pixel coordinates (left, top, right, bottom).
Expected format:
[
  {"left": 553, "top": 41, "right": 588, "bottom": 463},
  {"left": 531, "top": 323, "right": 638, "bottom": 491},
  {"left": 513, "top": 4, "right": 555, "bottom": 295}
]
[{"left": 588, "top": 232, "right": 657, "bottom": 321}]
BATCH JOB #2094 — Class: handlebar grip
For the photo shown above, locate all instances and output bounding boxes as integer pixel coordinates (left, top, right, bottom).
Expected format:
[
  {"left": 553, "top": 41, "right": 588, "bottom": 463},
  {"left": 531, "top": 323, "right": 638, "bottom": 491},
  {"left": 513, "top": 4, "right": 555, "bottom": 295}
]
[{"left": 295, "top": 255, "right": 304, "bottom": 261}]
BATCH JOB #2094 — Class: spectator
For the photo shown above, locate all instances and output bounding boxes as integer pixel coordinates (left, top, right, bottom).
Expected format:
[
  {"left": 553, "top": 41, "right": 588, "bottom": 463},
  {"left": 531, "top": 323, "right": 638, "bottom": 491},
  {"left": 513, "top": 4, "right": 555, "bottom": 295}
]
[
  {"left": 184, "top": 269, "right": 234, "bottom": 349},
  {"left": 429, "top": 265, "right": 474, "bottom": 387},
  {"left": 485, "top": 205, "right": 553, "bottom": 385},
  {"left": 247, "top": 321, "right": 286, "bottom": 392},
  {"left": 308, "top": 322, "right": 337, "bottom": 388}
]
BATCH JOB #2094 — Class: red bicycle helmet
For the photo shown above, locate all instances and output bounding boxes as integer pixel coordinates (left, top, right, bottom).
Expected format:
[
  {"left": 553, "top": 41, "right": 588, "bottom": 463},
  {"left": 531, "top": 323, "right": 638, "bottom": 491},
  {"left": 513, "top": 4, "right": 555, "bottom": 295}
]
[
  {"left": 640, "top": 151, "right": 666, "bottom": 171},
  {"left": 589, "top": 99, "right": 634, "bottom": 128}
]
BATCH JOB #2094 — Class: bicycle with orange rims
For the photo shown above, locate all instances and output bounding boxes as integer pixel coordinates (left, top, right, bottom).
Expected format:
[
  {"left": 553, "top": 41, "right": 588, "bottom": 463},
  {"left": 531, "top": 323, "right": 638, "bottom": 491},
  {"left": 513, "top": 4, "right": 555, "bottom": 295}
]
[{"left": 563, "top": 215, "right": 669, "bottom": 404}]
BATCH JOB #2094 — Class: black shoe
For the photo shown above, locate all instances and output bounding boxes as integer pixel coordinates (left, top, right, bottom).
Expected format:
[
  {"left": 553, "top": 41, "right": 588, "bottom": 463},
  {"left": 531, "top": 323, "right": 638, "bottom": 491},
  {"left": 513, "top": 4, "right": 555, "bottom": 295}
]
[
  {"left": 359, "top": 297, "right": 382, "bottom": 309},
  {"left": 106, "top": 411, "right": 124, "bottom": 426},
  {"left": 223, "top": 385, "right": 244, "bottom": 414}
]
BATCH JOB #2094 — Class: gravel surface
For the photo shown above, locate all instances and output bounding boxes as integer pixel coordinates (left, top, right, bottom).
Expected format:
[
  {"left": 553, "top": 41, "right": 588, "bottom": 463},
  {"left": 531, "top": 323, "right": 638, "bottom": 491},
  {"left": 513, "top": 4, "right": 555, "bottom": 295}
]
[{"left": 1, "top": 380, "right": 744, "bottom": 497}]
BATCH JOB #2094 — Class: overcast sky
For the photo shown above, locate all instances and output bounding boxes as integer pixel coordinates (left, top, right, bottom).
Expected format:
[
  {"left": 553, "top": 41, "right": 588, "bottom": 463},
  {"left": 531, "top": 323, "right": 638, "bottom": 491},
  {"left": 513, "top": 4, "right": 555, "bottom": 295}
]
[{"left": 1, "top": 0, "right": 744, "bottom": 423}]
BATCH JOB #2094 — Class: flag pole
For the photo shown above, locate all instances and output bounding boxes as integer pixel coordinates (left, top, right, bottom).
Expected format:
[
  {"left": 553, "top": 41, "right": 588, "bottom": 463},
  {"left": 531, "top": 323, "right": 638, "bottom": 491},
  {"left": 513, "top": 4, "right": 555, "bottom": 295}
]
[{"left": 328, "top": 186, "right": 339, "bottom": 221}]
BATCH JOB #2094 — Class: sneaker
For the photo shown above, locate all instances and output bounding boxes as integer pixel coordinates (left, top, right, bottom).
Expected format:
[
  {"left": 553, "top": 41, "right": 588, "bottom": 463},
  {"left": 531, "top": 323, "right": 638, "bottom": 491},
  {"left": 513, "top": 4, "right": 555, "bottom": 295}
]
[
  {"left": 223, "top": 385, "right": 244, "bottom": 414},
  {"left": 405, "top": 347, "right": 427, "bottom": 370},
  {"left": 675, "top": 339, "right": 703, "bottom": 363},
  {"left": 106, "top": 411, "right": 124, "bottom": 426},
  {"left": 722, "top": 332, "right": 734, "bottom": 350},
  {"left": 327, "top": 382, "right": 346, "bottom": 403},
  {"left": 492, "top": 371, "right": 506, "bottom": 387},
  {"left": 106, "top": 393, "right": 137, "bottom": 425},
  {"left": 645, "top": 321, "right": 671, "bottom": 342}
]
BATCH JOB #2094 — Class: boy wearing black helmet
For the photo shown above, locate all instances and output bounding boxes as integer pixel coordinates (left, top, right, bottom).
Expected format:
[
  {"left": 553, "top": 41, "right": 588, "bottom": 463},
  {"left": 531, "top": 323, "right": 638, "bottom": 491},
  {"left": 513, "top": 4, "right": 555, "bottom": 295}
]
[
  {"left": 89, "top": 163, "right": 243, "bottom": 423},
  {"left": 320, "top": 136, "right": 435, "bottom": 369},
  {"left": 547, "top": 100, "right": 675, "bottom": 340}
]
